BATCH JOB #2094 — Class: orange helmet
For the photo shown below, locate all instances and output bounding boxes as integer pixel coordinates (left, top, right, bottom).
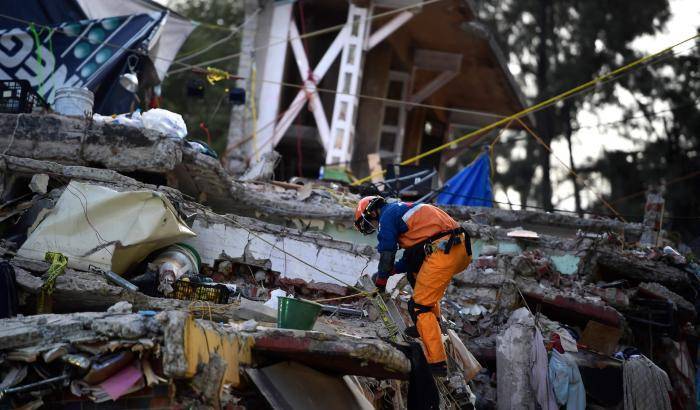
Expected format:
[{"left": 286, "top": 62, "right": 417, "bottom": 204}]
[{"left": 354, "top": 196, "right": 385, "bottom": 234}]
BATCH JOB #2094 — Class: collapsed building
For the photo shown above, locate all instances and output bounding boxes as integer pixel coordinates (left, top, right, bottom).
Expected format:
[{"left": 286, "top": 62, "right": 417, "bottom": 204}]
[
  {"left": 0, "top": 1, "right": 698, "bottom": 409},
  {"left": 0, "top": 112, "right": 698, "bottom": 409}
]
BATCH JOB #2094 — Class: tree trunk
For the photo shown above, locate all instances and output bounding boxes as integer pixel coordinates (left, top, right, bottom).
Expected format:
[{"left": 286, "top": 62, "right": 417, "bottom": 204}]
[
  {"left": 562, "top": 103, "right": 583, "bottom": 216},
  {"left": 535, "top": 0, "right": 554, "bottom": 212}
]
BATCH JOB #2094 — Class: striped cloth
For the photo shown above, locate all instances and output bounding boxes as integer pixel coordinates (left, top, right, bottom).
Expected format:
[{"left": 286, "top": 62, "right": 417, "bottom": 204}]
[{"left": 623, "top": 355, "right": 672, "bottom": 410}]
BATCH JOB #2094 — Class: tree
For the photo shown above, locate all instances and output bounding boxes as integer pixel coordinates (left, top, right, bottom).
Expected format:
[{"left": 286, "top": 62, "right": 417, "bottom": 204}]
[
  {"left": 160, "top": 0, "right": 243, "bottom": 154},
  {"left": 587, "top": 34, "right": 700, "bottom": 246},
  {"left": 476, "top": 0, "right": 671, "bottom": 212}
]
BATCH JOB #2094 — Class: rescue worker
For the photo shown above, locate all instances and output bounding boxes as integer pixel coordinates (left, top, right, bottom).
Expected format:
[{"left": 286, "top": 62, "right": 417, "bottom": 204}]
[{"left": 355, "top": 196, "right": 472, "bottom": 376}]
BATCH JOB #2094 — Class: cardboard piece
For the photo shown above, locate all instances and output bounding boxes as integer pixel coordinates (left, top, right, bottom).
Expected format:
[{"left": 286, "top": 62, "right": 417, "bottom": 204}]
[{"left": 580, "top": 321, "right": 622, "bottom": 356}]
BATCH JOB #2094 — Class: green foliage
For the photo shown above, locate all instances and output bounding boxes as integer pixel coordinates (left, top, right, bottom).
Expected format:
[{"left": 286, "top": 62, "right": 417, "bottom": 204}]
[{"left": 160, "top": 0, "right": 244, "bottom": 154}]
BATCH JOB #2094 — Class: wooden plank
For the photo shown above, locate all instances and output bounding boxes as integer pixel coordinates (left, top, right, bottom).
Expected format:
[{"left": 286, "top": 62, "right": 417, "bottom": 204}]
[
  {"left": 408, "top": 70, "right": 458, "bottom": 105},
  {"left": 272, "top": 25, "right": 349, "bottom": 150},
  {"left": 313, "top": 25, "right": 351, "bottom": 81},
  {"left": 413, "top": 49, "right": 462, "bottom": 72},
  {"left": 256, "top": 2, "right": 293, "bottom": 156},
  {"left": 365, "top": 11, "right": 413, "bottom": 51},
  {"left": 288, "top": 22, "right": 331, "bottom": 149},
  {"left": 449, "top": 109, "right": 508, "bottom": 128},
  {"left": 580, "top": 321, "right": 622, "bottom": 356},
  {"left": 372, "top": 0, "right": 423, "bottom": 8},
  {"left": 288, "top": 22, "right": 311, "bottom": 76},
  {"left": 272, "top": 91, "right": 308, "bottom": 148}
]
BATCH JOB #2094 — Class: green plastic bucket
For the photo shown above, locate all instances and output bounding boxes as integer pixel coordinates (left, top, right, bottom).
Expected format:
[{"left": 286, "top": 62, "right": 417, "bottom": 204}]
[{"left": 277, "top": 297, "right": 322, "bottom": 330}]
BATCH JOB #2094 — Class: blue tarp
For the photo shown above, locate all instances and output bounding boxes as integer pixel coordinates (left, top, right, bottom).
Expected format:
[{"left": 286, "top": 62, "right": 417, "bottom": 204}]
[{"left": 436, "top": 151, "right": 493, "bottom": 207}]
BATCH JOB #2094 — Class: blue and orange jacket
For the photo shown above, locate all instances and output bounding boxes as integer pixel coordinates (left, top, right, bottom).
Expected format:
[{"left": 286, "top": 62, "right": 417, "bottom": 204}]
[{"left": 377, "top": 202, "right": 459, "bottom": 273}]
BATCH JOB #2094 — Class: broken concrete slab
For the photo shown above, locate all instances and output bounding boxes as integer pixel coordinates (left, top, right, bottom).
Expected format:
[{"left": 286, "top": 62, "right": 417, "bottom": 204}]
[
  {"left": 0, "top": 113, "right": 182, "bottom": 173},
  {"left": 517, "top": 277, "right": 623, "bottom": 327},
  {"left": 0, "top": 311, "right": 149, "bottom": 350},
  {"left": 445, "top": 205, "right": 644, "bottom": 242},
  {"left": 0, "top": 308, "right": 410, "bottom": 390},
  {"left": 594, "top": 250, "right": 690, "bottom": 293},
  {"left": 496, "top": 308, "right": 536, "bottom": 410},
  {"left": 239, "top": 151, "right": 280, "bottom": 183},
  {"left": 0, "top": 155, "right": 162, "bottom": 191},
  {"left": 0, "top": 114, "right": 354, "bottom": 221},
  {"left": 12, "top": 263, "right": 273, "bottom": 322},
  {"left": 637, "top": 282, "right": 696, "bottom": 317},
  {"left": 183, "top": 211, "right": 378, "bottom": 289},
  {"left": 28, "top": 174, "right": 48, "bottom": 194},
  {"left": 246, "top": 327, "right": 411, "bottom": 380},
  {"left": 155, "top": 311, "right": 409, "bottom": 382}
]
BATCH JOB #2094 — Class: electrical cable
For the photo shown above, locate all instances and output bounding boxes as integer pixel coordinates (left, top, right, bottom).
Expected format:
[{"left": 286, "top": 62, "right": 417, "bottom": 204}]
[
  {"left": 222, "top": 40, "right": 699, "bottom": 170},
  {"left": 184, "top": 40, "right": 698, "bottom": 136},
  {"left": 570, "top": 100, "right": 700, "bottom": 132},
  {"left": 422, "top": 188, "right": 700, "bottom": 221},
  {"left": 189, "top": 39, "right": 700, "bottom": 164},
  {"left": 350, "top": 33, "right": 700, "bottom": 185},
  {"left": 6, "top": 10, "right": 695, "bottom": 146},
  {"left": 515, "top": 117, "right": 626, "bottom": 221},
  {"left": 6, "top": 10, "right": 698, "bottom": 221},
  {"left": 0, "top": 8, "right": 264, "bottom": 69}
]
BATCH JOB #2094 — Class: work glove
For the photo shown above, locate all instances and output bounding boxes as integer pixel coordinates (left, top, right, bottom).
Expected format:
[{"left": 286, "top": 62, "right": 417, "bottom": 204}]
[
  {"left": 371, "top": 268, "right": 399, "bottom": 293},
  {"left": 372, "top": 250, "right": 397, "bottom": 293},
  {"left": 371, "top": 272, "right": 388, "bottom": 293}
]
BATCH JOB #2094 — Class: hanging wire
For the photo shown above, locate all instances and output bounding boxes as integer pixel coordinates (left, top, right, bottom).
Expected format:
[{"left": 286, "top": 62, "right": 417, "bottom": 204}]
[
  {"left": 350, "top": 35, "right": 700, "bottom": 185},
  {"left": 514, "top": 117, "right": 626, "bottom": 221}
]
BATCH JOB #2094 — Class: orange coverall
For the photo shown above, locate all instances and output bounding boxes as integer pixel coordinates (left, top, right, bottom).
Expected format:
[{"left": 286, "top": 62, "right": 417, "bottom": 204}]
[{"left": 376, "top": 202, "right": 472, "bottom": 364}]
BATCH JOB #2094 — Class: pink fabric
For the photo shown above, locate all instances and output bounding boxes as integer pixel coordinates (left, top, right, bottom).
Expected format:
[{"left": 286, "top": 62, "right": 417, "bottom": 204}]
[
  {"left": 531, "top": 328, "right": 559, "bottom": 410},
  {"left": 99, "top": 363, "right": 142, "bottom": 401}
]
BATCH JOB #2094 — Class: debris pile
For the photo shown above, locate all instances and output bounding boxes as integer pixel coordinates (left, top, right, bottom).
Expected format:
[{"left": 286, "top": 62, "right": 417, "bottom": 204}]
[{"left": 0, "top": 111, "right": 698, "bottom": 409}]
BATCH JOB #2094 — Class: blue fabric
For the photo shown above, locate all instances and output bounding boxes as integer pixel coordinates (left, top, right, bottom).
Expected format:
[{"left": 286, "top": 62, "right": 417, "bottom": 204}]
[
  {"left": 548, "top": 350, "right": 586, "bottom": 410},
  {"left": 393, "top": 255, "right": 408, "bottom": 274},
  {"left": 376, "top": 202, "right": 410, "bottom": 252},
  {"left": 436, "top": 152, "right": 493, "bottom": 207},
  {"left": 376, "top": 202, "right": 412, "bottom": 274},
  {"left": 0, "top": 0, "right": 85, "bottom": 30}
]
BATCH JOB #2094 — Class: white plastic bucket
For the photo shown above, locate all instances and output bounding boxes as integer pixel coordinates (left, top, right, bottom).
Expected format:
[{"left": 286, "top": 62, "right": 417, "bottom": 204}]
[{"left": 53, "top": 87, "right": 94, "bottom": 117}]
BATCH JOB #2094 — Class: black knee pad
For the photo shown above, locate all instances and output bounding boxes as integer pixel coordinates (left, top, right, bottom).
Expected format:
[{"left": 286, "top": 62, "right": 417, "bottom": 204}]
[{"left": 408, "top": 298, "right": 433, "bottom": 324}]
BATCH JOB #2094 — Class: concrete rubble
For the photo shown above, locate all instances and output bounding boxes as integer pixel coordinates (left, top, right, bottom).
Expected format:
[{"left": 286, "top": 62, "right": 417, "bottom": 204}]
[{"left": 0, "top": 112, "right": 698, "bottom": 409}]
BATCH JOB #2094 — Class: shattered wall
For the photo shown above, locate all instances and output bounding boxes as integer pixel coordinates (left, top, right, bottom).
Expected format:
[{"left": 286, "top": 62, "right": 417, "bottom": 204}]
[{"left": 183, "top": 212, "right": 378, "bottom": 289}]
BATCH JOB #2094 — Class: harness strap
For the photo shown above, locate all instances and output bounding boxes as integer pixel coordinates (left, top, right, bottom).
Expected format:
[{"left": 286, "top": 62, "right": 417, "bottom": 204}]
[{"left": 408, "top": 298, "right": 433, "bottom": 324}]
